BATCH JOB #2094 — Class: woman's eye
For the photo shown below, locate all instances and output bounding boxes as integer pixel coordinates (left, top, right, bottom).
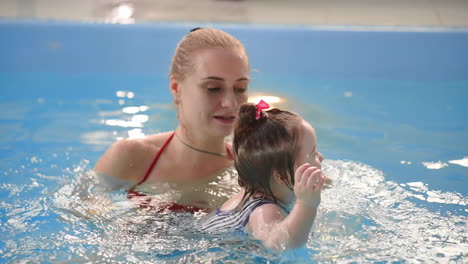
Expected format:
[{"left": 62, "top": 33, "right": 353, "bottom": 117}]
[
  {"left": 235, "top": 87, "right": 247, "bottom": 94},
  {"left": 207, "top": 87, "right": 221, "bottom": 93}
]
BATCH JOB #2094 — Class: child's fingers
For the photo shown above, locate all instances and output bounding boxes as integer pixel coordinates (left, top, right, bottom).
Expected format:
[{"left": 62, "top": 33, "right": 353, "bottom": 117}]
[
  {"left": 295, "top": 163, "right": 311, "bottom": 183},
  {"left": 301, "top": 167, "right": 320, "bottom": 184},
  {"left": 323, "top": 175, "right": 332, "bottom": 185},
  {"left": 306, "top": 169, "right": 322, "bottom": 188},
  {"left": 315, "top": 174, "right": 326, "bottom": 191}
]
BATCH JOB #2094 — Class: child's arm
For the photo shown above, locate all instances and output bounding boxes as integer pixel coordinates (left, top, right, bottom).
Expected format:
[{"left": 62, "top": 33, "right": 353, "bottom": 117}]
[{"left": 246, "top": 164, "right": 325, "bottom": 250}]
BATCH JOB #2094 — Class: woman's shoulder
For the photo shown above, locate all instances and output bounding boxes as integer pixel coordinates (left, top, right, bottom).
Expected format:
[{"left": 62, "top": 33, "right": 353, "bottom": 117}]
[
  {"left": 107, "top": 131, "right": 173, "bottom": 157},
  {"left": 143, "top": 131, "right": 175, "bottom": 147},
  {"left": 94, "top": 131, "right": 174, "bottom": 181}
]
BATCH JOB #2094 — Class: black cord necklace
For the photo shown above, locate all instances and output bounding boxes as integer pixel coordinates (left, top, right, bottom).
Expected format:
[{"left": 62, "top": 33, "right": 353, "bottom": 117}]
[{"left": 175, "top": 133, "right": 228, "bottom": 158}]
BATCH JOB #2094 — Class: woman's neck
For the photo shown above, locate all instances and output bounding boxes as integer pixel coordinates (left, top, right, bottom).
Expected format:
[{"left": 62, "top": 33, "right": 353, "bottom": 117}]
[{"left": 175, "top": 127, "right": 228, "bottom": 155}]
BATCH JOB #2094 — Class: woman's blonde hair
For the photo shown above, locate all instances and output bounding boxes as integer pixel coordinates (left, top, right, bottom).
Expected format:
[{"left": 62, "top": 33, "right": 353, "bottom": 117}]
[{"left": 170, "top": 28, "right": 249, "bottom": 81}]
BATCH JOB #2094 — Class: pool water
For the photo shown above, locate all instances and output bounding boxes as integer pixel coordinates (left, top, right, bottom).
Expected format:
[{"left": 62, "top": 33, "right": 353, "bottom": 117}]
[{"left": 1, "top": 21, "right": 467, "bottom": 263}]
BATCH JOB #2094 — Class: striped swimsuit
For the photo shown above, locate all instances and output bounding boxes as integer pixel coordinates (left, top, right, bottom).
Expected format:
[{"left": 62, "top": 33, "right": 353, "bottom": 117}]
[{"left": 198, "top": 198, "right": 285, "bottom": 233}]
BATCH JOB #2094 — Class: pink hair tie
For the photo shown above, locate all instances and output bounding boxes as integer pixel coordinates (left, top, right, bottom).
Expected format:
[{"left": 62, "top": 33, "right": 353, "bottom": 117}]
[{"left": 255, "top": 100, "right": 270, "bottom": 120}]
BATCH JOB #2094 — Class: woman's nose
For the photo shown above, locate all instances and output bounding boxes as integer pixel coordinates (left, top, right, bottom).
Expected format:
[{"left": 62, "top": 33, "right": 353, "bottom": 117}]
[{"left": 220, "top": 91, "right": 237, "bottom": 109}]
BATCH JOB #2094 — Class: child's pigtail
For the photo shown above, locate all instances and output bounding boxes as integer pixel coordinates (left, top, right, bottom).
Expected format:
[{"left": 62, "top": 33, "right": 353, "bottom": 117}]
[{"left": 233, "top": 103, "right": 265, "bottom": 152}]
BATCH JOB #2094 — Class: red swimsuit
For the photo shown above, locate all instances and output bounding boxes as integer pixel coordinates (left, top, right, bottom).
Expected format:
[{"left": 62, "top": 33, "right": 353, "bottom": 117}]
[{"left": 127, "top": 132, "right": 232, "bottom": 213}]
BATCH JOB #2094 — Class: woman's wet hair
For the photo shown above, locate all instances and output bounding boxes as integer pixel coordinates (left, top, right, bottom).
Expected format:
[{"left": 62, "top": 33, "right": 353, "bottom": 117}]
[
  {"left": 170, "top": 28, "right": 249, "bottom": 81},
  {"left": 233, "top": 103, "right": 303, "bottom": 209}
]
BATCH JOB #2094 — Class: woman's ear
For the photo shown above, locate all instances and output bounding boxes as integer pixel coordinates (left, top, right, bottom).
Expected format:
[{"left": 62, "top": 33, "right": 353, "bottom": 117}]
[{"left": 170, "top": 75, "right": 181, "bottom": 104}]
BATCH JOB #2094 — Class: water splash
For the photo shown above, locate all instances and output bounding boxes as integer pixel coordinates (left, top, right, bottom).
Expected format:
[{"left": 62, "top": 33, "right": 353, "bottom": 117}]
[
  {"left": 315, "top": 160, "right": 467, "bottom": 263},
  {"left": 1, "top": 159, "right": 466, "bottom": 263}
]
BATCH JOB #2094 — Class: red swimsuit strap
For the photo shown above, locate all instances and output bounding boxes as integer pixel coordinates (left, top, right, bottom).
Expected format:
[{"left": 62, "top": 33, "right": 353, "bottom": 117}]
[
  {"left": 226, "top": 145, "right": 234, "bottom": 161},
  {"left": 133, "top": 132, "right": 232, "bottom": 188},
  {"left": 128, "top": 133, "right": 233, "bottom": 213},
  {"left": 137, "top": 132, "right": 175, "bottom": 185}
]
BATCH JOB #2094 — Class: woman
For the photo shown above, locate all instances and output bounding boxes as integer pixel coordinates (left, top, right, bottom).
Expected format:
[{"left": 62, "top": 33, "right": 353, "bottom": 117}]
[{"left": 94, "top": 28, "right": 250, "bottom": 212}]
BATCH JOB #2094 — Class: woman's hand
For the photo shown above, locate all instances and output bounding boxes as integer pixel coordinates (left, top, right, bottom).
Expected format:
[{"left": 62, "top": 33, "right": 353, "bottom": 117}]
[{"left": 294, "top": 163, "right": 325, "bottom": 209}]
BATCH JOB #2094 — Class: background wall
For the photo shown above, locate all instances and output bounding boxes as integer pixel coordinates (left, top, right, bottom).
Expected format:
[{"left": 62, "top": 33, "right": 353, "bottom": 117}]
[{"left": 0, "top": 0, "right": 467, "bottom": 27}]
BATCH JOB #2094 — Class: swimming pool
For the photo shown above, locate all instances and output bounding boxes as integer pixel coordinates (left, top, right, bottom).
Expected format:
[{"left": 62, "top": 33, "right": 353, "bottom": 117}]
[{"left": 1, "top": 20, "right": 467, "bottom": 263}]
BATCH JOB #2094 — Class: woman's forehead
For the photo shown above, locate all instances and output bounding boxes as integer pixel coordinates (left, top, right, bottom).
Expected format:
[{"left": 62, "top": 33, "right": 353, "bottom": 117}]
[{"left": 192, "top": 48, "right": 249, "bottom": 77}]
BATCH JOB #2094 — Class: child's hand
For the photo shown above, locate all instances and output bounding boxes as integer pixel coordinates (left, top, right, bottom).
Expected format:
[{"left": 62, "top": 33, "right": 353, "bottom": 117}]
[{"left": 294, "top": 163, "right": 325, "bottom": 209}]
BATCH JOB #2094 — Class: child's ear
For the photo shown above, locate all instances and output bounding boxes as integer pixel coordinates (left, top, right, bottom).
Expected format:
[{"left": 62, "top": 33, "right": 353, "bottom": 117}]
[{"left": 273, "top": 173, "right": 285, "bottom": 185}]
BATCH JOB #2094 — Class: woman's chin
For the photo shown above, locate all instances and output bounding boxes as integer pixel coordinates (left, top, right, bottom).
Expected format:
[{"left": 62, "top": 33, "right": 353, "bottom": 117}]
[
  {"left": 208, "top": 126, "right": 233, "bottom": 138},
  {"left": 203, "top": 121, "right": 231, "bottom": 136}
]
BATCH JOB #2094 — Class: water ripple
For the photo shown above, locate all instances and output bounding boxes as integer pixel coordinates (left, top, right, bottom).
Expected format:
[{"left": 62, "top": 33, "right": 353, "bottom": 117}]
[{"left": 1, "top": 159, "right": 466, "bottom": 263}]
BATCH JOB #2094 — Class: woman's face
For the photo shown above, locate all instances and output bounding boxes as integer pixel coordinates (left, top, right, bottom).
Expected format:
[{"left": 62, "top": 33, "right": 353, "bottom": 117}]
[{"left": 175, "top": 47, "right": 250, "bottom": 138}]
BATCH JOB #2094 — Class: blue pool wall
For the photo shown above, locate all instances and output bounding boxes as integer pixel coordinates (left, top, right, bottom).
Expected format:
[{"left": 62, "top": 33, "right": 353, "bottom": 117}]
[{"left": 1, "top": 20, "right": 468, "bottom": 83}]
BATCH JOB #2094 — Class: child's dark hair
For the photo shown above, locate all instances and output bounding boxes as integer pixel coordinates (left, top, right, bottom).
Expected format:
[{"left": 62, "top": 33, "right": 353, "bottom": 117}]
[{"left": 233, "top": 103, "right": 303, "bottom": 210}]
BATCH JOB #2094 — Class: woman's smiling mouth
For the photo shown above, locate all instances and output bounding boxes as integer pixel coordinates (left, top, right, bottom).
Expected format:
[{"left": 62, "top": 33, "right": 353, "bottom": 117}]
[{"left": 214, "top": 115, "right": 235, "bottom": 124}]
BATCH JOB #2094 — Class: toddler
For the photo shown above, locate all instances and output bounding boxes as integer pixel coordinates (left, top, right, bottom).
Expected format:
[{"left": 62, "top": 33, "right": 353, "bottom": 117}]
[{"left": 198, "top": 100, "right": 327, "bottom": 250}]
